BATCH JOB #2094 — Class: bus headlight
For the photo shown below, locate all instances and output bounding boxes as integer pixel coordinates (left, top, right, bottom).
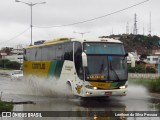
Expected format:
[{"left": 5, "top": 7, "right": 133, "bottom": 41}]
[
  {"left": 86, "top": 91, "right": 92, "bottom": 95},
  {"left": 119, "top": 85, "right": 126, "bottom": 89},
  {"left": 93, "top": 87, "right": 97, "bottom": 90},
  {"left": 85, "top": 85, "right": 98, "bottom": 90}
]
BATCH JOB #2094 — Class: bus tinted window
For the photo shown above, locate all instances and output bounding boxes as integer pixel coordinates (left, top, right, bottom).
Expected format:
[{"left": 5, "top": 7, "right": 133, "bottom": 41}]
[
  {"left": 48, "top": 45, "right": 56, "bottom": 60},
  {"left": 64, "top": 42, "right": 73, "bottom": 61},
  {"left": 25, "top": 42, "right": 74, "bottom": 61},
  {"left": 56, "top": 44, "right": 63, "bottom": 60},
  {"left": 41, "top": 46, "right": 48, "bottom": 60},
  {"left": 36, "top": 47, "right": 42, "bottom": 60}
]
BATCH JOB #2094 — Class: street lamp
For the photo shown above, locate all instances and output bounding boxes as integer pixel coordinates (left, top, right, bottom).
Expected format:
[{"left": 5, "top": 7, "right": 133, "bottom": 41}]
[
  {"left": 15, "top": 0, "right": 46, "bottom": 46},
  {"left": 73, "top": 31, "right": 90, "bottom": 38}
]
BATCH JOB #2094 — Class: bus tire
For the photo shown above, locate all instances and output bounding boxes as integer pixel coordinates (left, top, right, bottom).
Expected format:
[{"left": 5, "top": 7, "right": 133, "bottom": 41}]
[
  {"left": 66, "top": 81, "right": 74, "bottom": 98},
  {"left": 66, "top": 81, "right": 72, "bottom": 91}
]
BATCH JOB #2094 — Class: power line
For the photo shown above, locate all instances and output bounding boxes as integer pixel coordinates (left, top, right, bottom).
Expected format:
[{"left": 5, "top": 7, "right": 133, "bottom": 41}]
[
  {"left": 34, "top": 0, "right": 149, "bottom": 28},
  {"left": 0, "top": 0, "right": 149, "bottom": 45},
  {"left": 0, "top": 27, "right": 30, "bottom": 44}
]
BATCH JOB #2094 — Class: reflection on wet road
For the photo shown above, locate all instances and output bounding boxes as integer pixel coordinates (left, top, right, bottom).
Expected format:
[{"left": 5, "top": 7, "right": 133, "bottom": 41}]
[{"left": 0, "top": 75, "right": 160, "bottom": 120}]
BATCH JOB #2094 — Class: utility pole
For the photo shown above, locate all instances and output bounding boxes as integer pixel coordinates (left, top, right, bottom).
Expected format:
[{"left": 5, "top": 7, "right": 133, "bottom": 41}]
[
  {"left": 148, "top": 12, "right": 152, "bottom": 36},
  {"left": 126, "top": 22, "right": 129, "bottom": 34},
  {"left": 133, "top": 13, "right": 138, "bottom": 35},
  {"left": 73, "top": 31, "right": 90, "bottom": 38},
  {"left": 143, "top": 23, "right": 145, "bottom": 35},
  {"left": 15, "top": 0, "right": 46, "bottom": 45}
]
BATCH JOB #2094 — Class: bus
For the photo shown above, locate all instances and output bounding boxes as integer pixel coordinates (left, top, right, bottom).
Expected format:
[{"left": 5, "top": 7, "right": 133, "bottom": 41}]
[{"left": 23, "top": 37, "right": 135, "bottom": 97}]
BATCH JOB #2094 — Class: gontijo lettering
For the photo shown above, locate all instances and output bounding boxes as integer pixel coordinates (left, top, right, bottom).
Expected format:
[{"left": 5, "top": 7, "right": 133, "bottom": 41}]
[{"left": 32, "top": 63, "right": 45, "bottom": 69}]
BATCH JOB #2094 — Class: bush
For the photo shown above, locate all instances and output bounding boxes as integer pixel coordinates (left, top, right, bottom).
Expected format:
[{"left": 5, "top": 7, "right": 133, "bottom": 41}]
[
  {"left": 5, "top": 61, "right": 20, "bottom": 69},
  {"left": 0, "top": 101, "right": 13, "bottom": 112},
  {"left": 128, "top": 64, "right": 156, "bottom": 73},
  {"left": 149, "top": 79, "right": 160, "bottom": 93},
  {"left": 146, "top": 67, "right": 156, "bottom": 73},
  {"left": 0, "top": 59, "right": 20, "bottom": 70},
  {"left": 0, "top": 59, "right": 10, "bottom": 68},
  {"left": 130, "top": 78, "right": 160, "bottom": 93}
]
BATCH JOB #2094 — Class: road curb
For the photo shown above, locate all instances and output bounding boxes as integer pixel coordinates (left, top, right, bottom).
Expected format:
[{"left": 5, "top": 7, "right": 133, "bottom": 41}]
[
  {"left": 0, "top": 70, "right": 11, "bottom": 76},
  {"left": 149, "top": 93, "right": 160, "bottom": 98}
]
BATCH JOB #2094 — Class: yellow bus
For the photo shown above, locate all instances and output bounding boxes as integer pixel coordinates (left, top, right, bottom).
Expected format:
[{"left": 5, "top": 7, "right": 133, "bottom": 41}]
[{"left": 23, "top": 37, "right": 135, "bottom": 97}]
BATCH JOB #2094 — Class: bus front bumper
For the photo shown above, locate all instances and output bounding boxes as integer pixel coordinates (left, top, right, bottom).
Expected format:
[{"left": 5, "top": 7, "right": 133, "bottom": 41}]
[{"left": 83, "top": 88, "right": 127, "bottom": 97}]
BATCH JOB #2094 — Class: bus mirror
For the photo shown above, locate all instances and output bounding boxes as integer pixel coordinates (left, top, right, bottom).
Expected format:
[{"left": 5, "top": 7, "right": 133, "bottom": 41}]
[
  {"left": 125, "top": 53, "right": 128, "bottom": 57},
  {"left": 128, "top": 53, "right": 135, "bottom": 67},
  {"left": 82, "top": 52, "right": 88, "bottom": 67}
]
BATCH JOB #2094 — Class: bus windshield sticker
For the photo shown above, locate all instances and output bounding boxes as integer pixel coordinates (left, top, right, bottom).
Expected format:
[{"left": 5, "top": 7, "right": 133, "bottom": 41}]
[
  {"left": 88, "top": 75, "right": 105, "bottom": 79},
  {"left": 108, "top": 56, "right": 112, "bottom": 61}
]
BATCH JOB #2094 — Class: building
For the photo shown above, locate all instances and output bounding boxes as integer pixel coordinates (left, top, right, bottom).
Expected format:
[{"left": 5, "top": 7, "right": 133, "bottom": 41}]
[
  {"left": 4, "top": 55, "right": 23, "bottom": 64},
  {"left": 146, "top": 56, "right": 160, "bottom": 64},
  {"left": 0, "top": 47, "right": 24, "bottom": 64},
  {"left": 127, "top": 51, "right": 140, "bottom": 63}
]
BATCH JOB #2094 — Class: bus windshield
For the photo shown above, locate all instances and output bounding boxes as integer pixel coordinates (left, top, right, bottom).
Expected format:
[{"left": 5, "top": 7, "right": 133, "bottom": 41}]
[{"left": 83, "top": 42, "right": 127, "bottom": 81}]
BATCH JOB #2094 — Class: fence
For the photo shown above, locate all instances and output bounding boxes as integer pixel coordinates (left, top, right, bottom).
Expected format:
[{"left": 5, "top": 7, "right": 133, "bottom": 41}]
[{"left": 128, "top": 73, "right": 159, "bottom": 79}]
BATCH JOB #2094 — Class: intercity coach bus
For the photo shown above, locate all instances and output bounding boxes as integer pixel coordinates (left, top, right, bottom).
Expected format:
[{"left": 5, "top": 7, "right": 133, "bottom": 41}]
[{"left": 23, "top": 38, "right": 135, "bottom": 97}]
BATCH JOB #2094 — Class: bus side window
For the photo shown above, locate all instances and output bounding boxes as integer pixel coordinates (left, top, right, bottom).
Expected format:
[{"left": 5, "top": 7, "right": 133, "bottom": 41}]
[
  {"left": 24, "top": 49, "right": 26, "bottom": 54},
  {"left": 25, "top": 49, "right": 30, "bottom": 61},
  {"left": 36, "top": 47, "right": 42, "bottom": 60},
  {"left": 64, "top": 52, "right": 70, "bottom": 60},
  {"left": 41, "top": 46, "right": 48, "bottom": 60},
  {"left": 48, "top": 45, "right": 56, "bottom": 60},
  {"left": 23, "top": 49, "right": 27, "bottom": 61},
  {"left": 64, "top": 42, "right": 73, "bottom": 61}
]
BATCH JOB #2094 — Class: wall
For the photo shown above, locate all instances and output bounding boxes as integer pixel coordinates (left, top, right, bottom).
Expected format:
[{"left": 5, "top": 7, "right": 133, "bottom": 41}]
[{"left": 128, "top": 73, "right": 159, "bottom": 79}]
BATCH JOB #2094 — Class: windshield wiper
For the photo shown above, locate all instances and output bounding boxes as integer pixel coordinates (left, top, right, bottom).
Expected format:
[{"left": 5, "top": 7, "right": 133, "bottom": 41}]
[
  {"left": 109, "top": 61, "right": 120, "bottom": 81},
  {"left": 99, "top": 63, "right": 104, "bottom": 74}
]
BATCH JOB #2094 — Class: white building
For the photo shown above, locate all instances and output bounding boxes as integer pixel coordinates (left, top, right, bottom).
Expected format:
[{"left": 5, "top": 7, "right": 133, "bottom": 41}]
[
  {"left": 11, "top": 49, "right": 23, "bottom": 55},
  {"left": 1, "top": 48, "right": 24, "bottom": 64},
  {"left": 146, "top": 56, "right": 160, "bottom": 64},
  {"left": 4, "top": 55, "right": 23, "bottom": 64},
  {"left": 127, "top": 51, "right": 140, "bottom": 63}
]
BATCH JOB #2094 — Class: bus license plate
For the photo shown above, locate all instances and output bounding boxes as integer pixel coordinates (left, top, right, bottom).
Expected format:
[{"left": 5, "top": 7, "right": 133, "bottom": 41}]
[{"left": 105, "top": 92, "right": 112, "bottom": 96}]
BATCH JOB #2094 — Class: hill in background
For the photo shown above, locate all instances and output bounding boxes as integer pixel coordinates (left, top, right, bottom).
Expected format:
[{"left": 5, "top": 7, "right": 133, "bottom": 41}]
[{"left": 104, "top": 34, "right": 160, "bottom": 56}]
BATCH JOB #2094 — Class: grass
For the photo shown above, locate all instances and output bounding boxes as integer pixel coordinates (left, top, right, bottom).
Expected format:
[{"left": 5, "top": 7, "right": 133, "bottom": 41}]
[
  {"left": 129, "top": 78, "right": 160, "bottom": 93},
  {"left": 0, "top": 92, "right": 13, "bottom": 112},
  {"left": 0, "top": 101, "right": 13, "bottom": 112},
  {"left": 0, "top": 68, "right": 15, "bottom": 70}
]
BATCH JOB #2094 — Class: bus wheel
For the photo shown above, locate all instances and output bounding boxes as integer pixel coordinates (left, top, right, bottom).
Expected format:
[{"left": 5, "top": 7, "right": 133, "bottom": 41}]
[
  {"left": 66, "top": 82, "right": 73, "bottom": 98},
  {"left": 66, "top": 82, "right": 72, "bottom": 91}
]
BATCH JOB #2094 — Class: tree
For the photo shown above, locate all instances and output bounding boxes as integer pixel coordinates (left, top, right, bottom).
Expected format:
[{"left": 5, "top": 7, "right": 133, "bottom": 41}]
[
  {"left": 0, "top": 59, "right": 20, "bottom": 69},
  {"left": 5, "top": 61, "right": 20, "bottom": 69},
  {"left": 0, "top": 59, "right": 10, "bottom": 68}
]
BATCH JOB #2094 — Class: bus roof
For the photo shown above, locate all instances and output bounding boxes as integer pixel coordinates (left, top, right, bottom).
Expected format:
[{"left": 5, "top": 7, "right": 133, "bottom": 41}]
[
  {"left": 71, "top": 38, "right": 122, "bottom": 43},
  {"left": 26, "top": 37, "right": 122, "bottom": 49}
]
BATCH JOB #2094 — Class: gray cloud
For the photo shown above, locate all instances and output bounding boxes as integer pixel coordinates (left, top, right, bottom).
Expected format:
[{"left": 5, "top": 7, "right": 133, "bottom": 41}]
[{"left": 0, "top": 0, "right": 160, "bottom": 48}]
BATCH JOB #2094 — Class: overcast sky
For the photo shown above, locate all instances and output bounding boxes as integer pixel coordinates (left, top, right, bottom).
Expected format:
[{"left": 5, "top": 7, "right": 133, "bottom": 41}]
[{"left": 0, "top": 0, "right": 159, "bottom": 48}]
